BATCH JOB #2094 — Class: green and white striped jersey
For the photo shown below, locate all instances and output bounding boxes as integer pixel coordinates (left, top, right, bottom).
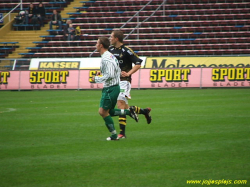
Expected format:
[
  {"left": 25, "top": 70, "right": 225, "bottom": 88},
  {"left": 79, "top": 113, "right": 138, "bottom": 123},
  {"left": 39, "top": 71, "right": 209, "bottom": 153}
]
[{"left": 95, "top": 51, "right": 121, "bottom": 88}]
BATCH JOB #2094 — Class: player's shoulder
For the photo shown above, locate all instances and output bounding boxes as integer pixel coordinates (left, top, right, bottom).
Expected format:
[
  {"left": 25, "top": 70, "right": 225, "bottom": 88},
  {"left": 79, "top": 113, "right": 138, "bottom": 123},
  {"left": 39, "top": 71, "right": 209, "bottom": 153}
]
[
  {"left": 108, "top": 46, "right": 114, "bottom": 51},
  {"left": 122, "top": 45, "right": 133, "bottom": 51},
  {"left": 103, "top": 51, "right": 116, "bottom": 61},
  {"left": 123, "top": 45, "right": 138, "bottom": 56},
  {"left": 103, "top": 50, "right": 113, "bottom": 57}
]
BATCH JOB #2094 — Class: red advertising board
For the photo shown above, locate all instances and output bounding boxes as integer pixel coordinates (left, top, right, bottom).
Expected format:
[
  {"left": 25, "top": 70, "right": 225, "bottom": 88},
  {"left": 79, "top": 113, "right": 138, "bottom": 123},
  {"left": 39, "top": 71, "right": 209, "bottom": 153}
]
[
  {"left": 201, "top": 68, "right": 250, "bottom": 88},
  {"left": 0, "top": 68, "right": 250, "bottom": 90},
  {"left": 133, "top": 68, "right": 201, "bottom": 88}
]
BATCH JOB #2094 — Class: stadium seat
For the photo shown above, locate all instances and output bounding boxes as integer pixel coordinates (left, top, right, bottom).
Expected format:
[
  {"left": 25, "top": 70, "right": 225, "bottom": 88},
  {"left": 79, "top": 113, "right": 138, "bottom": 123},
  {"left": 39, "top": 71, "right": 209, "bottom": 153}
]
[
  {"left": 0, "top": 42, "right": 19, "bottom": 58},
  {"left": 0, "top": 0, "right": 70, "bottom": 13},
  {"left": 15, "top": 0, "right": 249, "bottom": 57}
]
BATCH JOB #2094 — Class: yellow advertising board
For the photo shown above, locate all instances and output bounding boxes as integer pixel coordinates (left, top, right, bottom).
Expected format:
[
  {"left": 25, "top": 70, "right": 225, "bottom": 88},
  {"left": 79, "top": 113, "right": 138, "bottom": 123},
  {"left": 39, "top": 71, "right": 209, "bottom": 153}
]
[{"left": 145, "top": 57, "right": 250, "bottom": 69}]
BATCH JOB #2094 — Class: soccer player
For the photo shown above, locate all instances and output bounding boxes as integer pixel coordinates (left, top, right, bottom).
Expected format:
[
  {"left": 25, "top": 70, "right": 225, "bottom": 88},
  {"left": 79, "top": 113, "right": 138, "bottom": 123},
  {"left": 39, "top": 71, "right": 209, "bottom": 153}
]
[
  {"left": 109, "top": 30, "right": 152, "bottom": 139},
  {"left": 91, "top": 37, "right": 138, "bottom": 141}
]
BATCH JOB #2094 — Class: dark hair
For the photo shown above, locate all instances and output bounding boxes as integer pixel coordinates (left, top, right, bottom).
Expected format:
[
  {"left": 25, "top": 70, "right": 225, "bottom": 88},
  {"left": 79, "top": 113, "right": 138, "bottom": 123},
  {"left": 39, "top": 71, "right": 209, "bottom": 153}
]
[
  {"left": 112, "top": 30, "right": 124, "bottom": 43},
  {"left": 98, "top": 37, "right": 110, "bottom": 49}
]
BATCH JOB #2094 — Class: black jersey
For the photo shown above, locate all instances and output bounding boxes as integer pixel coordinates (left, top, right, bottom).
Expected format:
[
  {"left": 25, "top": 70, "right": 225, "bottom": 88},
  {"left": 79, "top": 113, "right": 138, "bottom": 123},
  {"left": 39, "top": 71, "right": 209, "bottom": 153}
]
[{"left": 109, "top": 44, "right": 142, "bottom": 82}]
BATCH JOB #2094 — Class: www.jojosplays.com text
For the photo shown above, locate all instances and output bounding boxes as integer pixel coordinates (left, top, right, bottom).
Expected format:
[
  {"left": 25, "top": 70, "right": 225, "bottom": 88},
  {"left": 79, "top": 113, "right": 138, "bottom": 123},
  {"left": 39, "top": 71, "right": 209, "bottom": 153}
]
[{"left": 187, "top": 179, "right": 247, "bottom": 185}]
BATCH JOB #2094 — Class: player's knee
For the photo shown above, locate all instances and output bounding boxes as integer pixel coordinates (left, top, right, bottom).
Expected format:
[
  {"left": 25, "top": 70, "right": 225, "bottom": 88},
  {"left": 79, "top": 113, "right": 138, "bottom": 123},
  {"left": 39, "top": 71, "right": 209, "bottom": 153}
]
[
  {"left": 117, "top": 100, "right": 126, "bottom": 109},
  {"left": 99, "top": 108, "right": 109, "bottom": 118},
  {"left": 98, "top": 108, "right": 104, "bottom": 117}
]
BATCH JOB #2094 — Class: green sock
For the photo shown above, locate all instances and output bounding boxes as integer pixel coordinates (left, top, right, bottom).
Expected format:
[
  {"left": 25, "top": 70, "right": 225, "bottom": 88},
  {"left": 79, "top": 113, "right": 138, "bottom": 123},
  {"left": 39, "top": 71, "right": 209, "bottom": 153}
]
[
  {"left": 109, "top": 109, "right": 130, "bottom": 116},
  {"left": 103, "top": 115, "right": 117, "bottom": 139}
]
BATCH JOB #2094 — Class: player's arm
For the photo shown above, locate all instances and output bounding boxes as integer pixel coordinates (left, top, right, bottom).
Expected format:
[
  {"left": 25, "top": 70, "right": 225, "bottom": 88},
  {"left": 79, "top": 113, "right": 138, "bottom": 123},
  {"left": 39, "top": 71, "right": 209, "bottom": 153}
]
[
  {"left": 94, "top": 60, "right": 115, "bottom": 83},
  {"left": 91, "top": 71, "right": 101, "bottom": 82},
  {"left": 121, "top": 46, "right": 142, "bottom": 77},
  {"left": 121, "top": 64, "right": 141, "bottom": 77}
]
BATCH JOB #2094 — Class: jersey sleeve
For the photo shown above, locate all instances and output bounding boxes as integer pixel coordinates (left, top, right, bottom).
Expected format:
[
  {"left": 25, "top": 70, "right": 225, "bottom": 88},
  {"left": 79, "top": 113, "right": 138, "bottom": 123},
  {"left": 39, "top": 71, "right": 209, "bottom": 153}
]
[
  {"left": 94, "top": 59, "right": 116, "bottom": 83},
  {"left": 126, "top": 47, "right": 143, "bottom": 65}
]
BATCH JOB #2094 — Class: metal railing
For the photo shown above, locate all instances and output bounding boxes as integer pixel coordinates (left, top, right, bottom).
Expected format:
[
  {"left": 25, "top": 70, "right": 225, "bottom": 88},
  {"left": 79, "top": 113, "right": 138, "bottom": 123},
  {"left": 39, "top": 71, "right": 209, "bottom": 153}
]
[
  {"left": 0, "top": 58, "right": 31, "bottom": 71},
  {"left": 119, "top": 0, "right": 154, "bottom": 29},
  {"left": 89, "top": 0, "right": 167, "bottom": 57},
  {"left": 0, "top": 0, "right": 23, "bottom": 23},
  {"left": 124, "top": 0, "right": 166, "bottom": 41}
]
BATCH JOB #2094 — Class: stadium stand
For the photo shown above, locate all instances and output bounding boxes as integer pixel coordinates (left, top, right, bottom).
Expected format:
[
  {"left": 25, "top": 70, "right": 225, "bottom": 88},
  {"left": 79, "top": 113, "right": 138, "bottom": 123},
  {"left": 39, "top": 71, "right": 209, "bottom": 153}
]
[
  {"left": 0, "top": 42, "right": 19, "bottom": 58},
  {"left": 0, "top": 0, "right": 71, "bottom": 31},
  {"left": 0, "top": 59, "right": 31, "bottom": 70},
  {"left": 1, "top": 0, "right": 249, "bottom": 58},
  {"left": 0, "top": 1, "right": 68, "bottom": 13},
  {"left": 0, "top": 0, "right": 78, "bottom": 59}
]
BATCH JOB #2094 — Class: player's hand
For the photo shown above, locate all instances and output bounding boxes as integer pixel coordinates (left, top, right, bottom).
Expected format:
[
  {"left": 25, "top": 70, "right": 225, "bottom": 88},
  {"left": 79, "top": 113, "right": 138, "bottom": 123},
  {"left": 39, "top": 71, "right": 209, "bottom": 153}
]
[
  {"left": 121, "top": 71, "right": 129, "bottom": 77},
  {"left": 91, "top": 76, "right": 95, "bottom": 82},
  {"left": 96, "top": 71, "right": 101, "bottom": 76}
]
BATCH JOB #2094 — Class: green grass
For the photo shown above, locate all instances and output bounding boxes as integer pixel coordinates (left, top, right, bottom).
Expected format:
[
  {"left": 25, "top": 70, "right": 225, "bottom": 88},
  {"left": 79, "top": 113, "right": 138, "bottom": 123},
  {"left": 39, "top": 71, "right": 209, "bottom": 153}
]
[{"left": 0, "top": 89, "right": 249, "bottom": 187}]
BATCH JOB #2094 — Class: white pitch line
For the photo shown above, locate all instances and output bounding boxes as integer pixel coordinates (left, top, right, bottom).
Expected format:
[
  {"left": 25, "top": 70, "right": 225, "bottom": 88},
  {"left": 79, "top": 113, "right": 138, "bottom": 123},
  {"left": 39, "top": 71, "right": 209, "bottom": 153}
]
[{"left": 0, "top": 108, "right": 17, "bottom": 113}]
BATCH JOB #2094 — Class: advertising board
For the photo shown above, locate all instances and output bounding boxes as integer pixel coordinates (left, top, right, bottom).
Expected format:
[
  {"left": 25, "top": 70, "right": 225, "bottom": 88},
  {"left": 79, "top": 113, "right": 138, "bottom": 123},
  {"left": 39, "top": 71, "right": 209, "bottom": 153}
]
[{"left": 1, "top": 67, "right": 249, "bottom": 90}]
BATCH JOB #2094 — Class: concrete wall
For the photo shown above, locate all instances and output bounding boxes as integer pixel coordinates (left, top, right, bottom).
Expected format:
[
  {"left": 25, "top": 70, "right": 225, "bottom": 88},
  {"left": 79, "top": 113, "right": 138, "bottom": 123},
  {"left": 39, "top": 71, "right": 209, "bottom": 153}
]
[{"left": 0, "top": 13, "right": 17, "bottom": 39}]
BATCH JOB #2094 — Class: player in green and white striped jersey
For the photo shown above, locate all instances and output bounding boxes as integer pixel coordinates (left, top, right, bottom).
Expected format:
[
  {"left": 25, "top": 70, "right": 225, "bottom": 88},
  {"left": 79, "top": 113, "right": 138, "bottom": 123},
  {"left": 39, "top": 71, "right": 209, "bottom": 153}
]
[
  {"left": 92, "top": 37, "right": 138, "bottom": 141},
  {"left": 94, "top": 43, "right": 120, "bottom": 88}
]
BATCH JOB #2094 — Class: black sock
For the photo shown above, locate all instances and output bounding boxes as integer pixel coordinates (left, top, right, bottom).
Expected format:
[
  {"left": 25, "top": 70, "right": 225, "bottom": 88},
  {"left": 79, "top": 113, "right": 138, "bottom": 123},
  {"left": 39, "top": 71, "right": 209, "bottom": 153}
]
[
  {"left": 119, "top": 115, "right": 126, "bottom": 135},
  {"left": 134, "top": 106, "right": 146, "bottom": 115}
]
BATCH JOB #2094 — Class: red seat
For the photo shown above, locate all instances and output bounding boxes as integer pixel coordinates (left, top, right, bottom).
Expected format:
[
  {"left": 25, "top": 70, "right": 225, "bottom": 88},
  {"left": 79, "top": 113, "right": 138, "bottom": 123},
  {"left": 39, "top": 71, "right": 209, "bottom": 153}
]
[{"left": 21, "top": 0, "right": 250, "bottom": 58}]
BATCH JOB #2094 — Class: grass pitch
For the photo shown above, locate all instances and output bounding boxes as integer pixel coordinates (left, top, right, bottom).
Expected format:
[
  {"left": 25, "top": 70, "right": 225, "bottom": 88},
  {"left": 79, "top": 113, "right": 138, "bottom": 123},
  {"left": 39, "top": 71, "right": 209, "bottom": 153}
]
[{"left": 0, "top": 88, "right": 249, "bottom": 187}]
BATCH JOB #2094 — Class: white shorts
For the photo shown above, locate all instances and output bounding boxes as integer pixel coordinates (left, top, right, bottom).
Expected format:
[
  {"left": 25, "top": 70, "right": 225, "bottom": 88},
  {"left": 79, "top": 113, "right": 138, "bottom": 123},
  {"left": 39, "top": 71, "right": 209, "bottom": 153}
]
[{"left": 117, "top": 81, "right": 131, "bottom": 104}]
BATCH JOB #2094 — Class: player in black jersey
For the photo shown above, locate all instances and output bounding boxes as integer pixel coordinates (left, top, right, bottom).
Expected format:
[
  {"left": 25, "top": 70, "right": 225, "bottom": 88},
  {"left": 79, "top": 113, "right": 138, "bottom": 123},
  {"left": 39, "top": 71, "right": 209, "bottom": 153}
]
[{"left": 109, "top": 30, "right": 152, "bottom": 139}]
